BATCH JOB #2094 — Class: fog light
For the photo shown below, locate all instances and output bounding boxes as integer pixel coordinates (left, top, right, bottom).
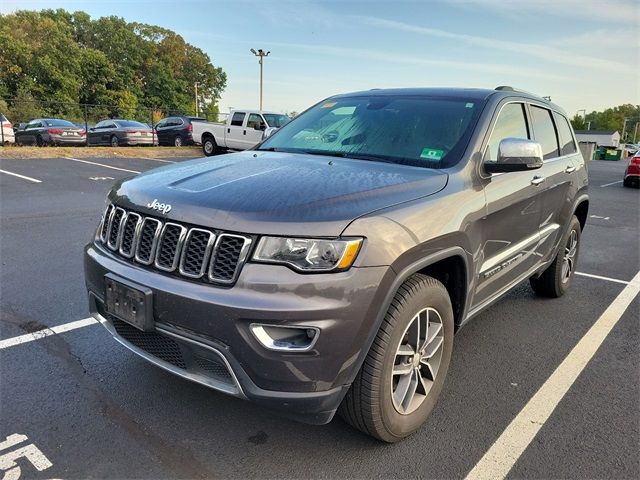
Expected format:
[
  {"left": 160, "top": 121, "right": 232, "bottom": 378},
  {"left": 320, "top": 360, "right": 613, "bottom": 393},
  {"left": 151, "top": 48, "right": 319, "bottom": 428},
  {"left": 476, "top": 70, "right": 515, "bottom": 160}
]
[{"left": 250, "top": 324, "right": 319, "bottom": 352}]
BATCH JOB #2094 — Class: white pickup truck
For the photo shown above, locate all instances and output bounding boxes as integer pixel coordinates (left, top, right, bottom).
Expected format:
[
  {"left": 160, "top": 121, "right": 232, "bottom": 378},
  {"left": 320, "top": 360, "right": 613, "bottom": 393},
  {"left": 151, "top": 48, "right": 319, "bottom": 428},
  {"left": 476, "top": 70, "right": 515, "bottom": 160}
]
[{"left": 192, "top": 109, "right": 290, "bottom": 156}]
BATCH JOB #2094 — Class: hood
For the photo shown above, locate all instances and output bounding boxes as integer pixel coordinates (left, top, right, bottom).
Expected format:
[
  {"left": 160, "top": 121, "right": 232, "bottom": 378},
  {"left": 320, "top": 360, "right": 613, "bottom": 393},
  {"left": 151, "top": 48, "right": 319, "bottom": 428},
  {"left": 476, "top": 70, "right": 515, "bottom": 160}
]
[{"left": 110, "top": 151, "right": 448, "bottom": 236}]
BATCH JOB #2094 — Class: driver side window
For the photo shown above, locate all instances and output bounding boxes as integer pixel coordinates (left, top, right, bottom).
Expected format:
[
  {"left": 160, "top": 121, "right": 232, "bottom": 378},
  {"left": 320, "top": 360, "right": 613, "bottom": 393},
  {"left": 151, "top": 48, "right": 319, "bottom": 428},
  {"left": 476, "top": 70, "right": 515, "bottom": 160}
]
[{"left": 485, "top": 103, "right": 529, "bottom": 162}]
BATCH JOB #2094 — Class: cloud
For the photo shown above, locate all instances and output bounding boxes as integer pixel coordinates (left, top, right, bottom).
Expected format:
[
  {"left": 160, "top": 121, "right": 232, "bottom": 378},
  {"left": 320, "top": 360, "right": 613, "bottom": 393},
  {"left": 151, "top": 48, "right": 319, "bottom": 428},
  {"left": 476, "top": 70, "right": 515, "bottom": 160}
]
[
  {"left": 444, "top": 0, "right": 640, "bottom": 24},
  {"left": 268, "top": 41, "right": 572, "bottom": 82},
  {"left": 355, "top": 16, "right": 631, "bottom": 72}
]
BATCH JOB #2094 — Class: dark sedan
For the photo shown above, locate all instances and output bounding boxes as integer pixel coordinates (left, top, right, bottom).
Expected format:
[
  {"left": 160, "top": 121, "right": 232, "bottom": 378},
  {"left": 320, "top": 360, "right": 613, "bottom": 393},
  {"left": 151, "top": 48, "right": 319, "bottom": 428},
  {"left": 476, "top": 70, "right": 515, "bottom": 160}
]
[
  {"left": 87, "top": 119, "right": 157, "bottom": 147},
  {"left": 15, "top": 118, "right": 86, "bottom": 146}
]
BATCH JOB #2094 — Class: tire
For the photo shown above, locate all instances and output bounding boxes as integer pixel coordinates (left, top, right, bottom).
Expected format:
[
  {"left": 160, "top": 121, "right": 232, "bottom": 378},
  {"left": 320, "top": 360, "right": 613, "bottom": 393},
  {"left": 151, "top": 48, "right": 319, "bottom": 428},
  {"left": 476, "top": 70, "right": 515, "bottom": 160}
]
[
  {"left": 36, "top": 135, "right": 46, "bottom": 147},
  {"left": 202, "top": 136, "right": 217, "bottom": 156},
  {"left": 339, "top": 274, "right": 454, "bottom": 442},
  {"left": 530, "top": 215, "right": 581, "bottom": 298},
  {"left": 110, "top": 135, "right": 119, "bottom": 147},
  {"left": 174, "top": 135, "right": 183, "bottom": 147}
]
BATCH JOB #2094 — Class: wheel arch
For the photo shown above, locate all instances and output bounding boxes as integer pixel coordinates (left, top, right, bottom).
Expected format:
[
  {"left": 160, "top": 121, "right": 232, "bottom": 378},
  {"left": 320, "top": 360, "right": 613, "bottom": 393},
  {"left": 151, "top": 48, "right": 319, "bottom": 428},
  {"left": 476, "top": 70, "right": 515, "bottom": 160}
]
[
  {"left": 342, "top": 247, "right": 471, "bottom": 391},
  {"left": 573, "top": 196, "right": 589, "bottom": 231}
]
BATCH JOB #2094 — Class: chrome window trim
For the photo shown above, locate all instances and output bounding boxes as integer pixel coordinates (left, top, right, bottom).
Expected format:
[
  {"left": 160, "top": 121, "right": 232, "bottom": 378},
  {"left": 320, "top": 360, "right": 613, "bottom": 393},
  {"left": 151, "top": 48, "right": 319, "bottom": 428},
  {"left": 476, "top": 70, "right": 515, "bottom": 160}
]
[
  {"left": 134, "top": 217, "right": 163, "bottom": 265},
  {"left": 154, "top": 222, "right": 188, "bottom": 272},
  {"left": 178, "top": 228, "right": 216, "bottom": 278},
  {"left": 118, "top": 212, "right": 142, "bottom": 258},
  {"left": 208, "top": 234, "right": 253, "bottom": 284},
  {"left": 107, "top": 207, "right": 127, "bottom": 251}
]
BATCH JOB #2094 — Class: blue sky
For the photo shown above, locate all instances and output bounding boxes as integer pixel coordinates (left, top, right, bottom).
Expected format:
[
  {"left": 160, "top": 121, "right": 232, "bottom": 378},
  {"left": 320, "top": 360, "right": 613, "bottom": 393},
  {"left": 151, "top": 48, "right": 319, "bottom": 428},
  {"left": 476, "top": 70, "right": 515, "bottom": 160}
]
[{"left": 2, "top": 0, "right": 638, "bottom": 115}]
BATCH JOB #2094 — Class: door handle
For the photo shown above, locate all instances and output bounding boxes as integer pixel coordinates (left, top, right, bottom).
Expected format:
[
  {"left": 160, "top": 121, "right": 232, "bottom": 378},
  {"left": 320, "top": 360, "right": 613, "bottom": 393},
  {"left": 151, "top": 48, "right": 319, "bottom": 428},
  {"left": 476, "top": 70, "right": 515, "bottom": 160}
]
[
  {"left": 243, "top": 130, "right": 246, "bottom": 135},
  {"left": 565, "top": 165, "right": 576, "bottom": 173},
  {"left": 227, "top": 128, "right": 230, "bottom": 133},
  {"left": 531, "top": 176, "right": 546, "bottom": 186}
]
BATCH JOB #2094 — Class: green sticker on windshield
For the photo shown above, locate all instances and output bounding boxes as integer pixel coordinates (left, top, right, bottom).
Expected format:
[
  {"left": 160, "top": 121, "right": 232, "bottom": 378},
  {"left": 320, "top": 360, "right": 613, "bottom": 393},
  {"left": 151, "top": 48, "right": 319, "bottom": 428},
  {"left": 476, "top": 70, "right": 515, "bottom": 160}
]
[{"left": 420, "top": 148, "right": 444, "bottom": 161}]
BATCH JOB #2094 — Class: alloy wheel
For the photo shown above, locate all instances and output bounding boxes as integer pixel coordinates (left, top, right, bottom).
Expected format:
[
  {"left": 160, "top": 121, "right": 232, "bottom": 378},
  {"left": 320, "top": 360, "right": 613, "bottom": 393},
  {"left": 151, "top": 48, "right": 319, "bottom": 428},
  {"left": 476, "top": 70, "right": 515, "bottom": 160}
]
[
  {"left": 391, "top": 307, "right": 445, "bottom": 415},
  {"left": 561, "top": 229, "right": 578, "bottom": 283}
]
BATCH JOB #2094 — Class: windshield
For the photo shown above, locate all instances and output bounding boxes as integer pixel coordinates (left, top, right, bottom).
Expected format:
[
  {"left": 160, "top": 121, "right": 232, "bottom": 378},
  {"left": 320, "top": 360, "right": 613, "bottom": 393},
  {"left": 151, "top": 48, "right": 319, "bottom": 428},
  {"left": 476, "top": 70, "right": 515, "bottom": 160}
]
[
  {"left": 263, "top": 114, "right": 290, "bottom": 128},
  {"left": 116, "top": 120, "right": 148, "bottom": 128},
  {"left": 258, "top": 95, "right": 481, "bottom": 168},
  {"left": 45, "top": 119, "right": 75, "bottom": 127}
]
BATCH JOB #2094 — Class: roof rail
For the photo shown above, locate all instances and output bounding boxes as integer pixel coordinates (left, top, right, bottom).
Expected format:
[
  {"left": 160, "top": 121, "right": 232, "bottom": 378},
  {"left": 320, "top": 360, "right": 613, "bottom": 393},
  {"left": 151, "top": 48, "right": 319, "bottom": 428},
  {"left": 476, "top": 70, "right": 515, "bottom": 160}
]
[{"left": 495, "top": 85, "right": 515, "bottom": 91}]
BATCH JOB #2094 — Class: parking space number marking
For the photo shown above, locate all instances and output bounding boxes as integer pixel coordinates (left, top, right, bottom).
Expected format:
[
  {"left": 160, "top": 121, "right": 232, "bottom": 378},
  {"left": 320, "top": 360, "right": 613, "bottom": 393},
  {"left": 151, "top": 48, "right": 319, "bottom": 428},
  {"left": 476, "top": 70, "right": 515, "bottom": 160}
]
[{"left": 0, "top": 434, "right": 53, "bottom": 479}]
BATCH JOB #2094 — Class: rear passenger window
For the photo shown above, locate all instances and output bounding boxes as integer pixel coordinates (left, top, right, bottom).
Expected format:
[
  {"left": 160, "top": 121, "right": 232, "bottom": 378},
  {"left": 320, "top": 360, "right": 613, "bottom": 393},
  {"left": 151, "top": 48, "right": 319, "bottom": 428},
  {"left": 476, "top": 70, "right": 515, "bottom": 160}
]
[
  {"left": 231, "top": 112, "right": 245, "bottom": 127},
  {"left": 485, "top": 103, "right": 529, "bottom": 161},
  {"left": 554, "top": 113, "right": 577, "bottom": 156},
  {"left": 530, "top": 105, "right": 559, "bottom": 160}
]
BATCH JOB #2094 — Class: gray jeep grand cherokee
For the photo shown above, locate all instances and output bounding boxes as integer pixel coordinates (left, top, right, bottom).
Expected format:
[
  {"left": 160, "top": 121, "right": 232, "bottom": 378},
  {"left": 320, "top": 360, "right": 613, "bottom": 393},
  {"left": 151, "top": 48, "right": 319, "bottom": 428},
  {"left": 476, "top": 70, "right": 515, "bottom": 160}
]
[{"left": 84, "top": 87, "right": 589, "bottom": 442}]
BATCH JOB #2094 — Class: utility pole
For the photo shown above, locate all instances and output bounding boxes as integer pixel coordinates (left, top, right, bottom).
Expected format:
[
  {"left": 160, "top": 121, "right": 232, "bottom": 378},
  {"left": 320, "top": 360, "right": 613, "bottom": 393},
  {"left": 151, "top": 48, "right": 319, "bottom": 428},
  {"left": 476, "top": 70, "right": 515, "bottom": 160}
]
[
  {"left": 634, "top": 122, "right": 639, "bottom": 144},
  {"left": 250, "top": 48, "right": 270, "bottom": 111},
  {"left": 194, "top": 82, "right": 200, "bottom": 117},
  {"left": 622, "top": 117, "right": 629, "bottom": 142}
]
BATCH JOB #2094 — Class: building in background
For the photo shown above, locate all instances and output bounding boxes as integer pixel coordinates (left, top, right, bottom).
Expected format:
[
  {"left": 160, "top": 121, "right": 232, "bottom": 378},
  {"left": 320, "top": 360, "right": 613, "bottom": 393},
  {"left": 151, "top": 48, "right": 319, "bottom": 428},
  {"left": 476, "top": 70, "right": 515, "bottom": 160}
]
[{"left": 575, "top": 130, "right": 620, "bottom": 148}]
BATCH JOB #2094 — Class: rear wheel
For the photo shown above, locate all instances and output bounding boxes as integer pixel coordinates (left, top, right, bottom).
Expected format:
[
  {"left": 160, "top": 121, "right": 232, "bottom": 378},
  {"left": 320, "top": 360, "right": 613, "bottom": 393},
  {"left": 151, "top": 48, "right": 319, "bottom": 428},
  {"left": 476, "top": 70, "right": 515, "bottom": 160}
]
[
  {"left": 110, "top": 135, "right": 119, "bottom": 147},
  {"left": 174, "top": 135, "right": 183, "bottom": 147},
  {"left": 339, "top": 274, "right": 454, "bottom": 442},
  {"left": 530, "top": 215, "right": 581, "bottom": 298},
  {"left": 36, "top": 135, "right": 46, "bottom": 147},
  {"left": 202, "top": 136, "right": 217, "bottom": 156}
]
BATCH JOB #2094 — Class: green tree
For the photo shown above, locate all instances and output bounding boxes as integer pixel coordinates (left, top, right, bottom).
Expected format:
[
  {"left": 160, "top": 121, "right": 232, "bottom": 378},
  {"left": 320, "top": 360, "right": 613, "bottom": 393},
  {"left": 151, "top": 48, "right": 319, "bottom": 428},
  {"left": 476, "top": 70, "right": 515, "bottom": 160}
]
[{"left": 0, "top": 9, "right": 226, "bottom": 120}]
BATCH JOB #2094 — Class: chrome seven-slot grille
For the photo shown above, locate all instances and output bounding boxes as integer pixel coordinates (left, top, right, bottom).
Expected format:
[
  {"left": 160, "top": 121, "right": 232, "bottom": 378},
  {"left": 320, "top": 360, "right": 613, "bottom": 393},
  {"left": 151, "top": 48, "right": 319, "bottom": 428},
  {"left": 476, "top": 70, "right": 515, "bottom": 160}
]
[{"left": 99, "top": 204, "right": 252, "bottom": 285}]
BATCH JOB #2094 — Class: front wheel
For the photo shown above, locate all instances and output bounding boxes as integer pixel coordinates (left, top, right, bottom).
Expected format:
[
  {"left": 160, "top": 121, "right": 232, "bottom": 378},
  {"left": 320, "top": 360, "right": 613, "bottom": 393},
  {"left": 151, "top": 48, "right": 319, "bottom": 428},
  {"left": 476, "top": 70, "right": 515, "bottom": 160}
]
[
  {"left": 339, "top": 274, "right": 454, "bottom": 442},
  {"left": 174, "top": 135, "right": 183, "bottom": 147},
  {"left": 110, "top": 135, "right": 119, "bottom": 147},
  {"left": 530, "top": 215, "right": 581, "bottom": 298}
]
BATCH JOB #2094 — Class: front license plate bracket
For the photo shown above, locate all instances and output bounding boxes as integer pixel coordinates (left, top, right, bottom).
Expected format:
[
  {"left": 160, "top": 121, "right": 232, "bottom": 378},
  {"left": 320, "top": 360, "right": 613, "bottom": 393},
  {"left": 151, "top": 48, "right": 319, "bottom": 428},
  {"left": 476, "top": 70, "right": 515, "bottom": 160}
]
[{"left": 104, "top": 274, "right": 154, "bottom": 331}]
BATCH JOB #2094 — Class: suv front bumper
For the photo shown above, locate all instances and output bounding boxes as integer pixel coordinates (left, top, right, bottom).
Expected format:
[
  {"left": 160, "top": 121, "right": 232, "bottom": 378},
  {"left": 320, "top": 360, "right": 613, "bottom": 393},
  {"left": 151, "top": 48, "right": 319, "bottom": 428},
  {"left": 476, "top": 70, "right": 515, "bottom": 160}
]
[{"left": 84, "top": 242, "right": 392, "bottom": 423}]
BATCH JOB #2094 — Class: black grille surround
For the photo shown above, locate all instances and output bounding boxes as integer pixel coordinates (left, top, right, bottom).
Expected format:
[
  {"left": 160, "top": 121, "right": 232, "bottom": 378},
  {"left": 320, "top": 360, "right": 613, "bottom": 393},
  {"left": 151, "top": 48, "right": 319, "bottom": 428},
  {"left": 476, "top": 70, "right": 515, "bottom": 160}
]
[{"left": 99, "top": 204, "right": 252, "bottom": 286}]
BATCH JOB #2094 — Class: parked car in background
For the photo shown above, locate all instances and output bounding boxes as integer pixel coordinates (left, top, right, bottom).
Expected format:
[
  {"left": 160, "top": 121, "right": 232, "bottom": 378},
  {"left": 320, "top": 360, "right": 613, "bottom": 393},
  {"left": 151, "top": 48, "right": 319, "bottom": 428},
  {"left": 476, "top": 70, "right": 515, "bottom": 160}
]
[
  {"left": 193, "top": 109, "right": 290, "bottom": 156},
  {"left": 15, "top": 118, "right": 86, "bottom": 146},
  {"left": 154, "top": 116, "right": 206, "bottom": 147},
  {"left": 1, "top": 113, "right": 15, "bottom": 144},
  {"left": 13, "top": 122, "right": 27, "bottom": 133},
  {"left": 88, "top": 119, "right": 156, "bottom": 147},
  {"left": 623, "top": 151, "right": 640, "bottom": 188},
  {"left": 622, "top": 143, "right": 639, "bottom": 156}
]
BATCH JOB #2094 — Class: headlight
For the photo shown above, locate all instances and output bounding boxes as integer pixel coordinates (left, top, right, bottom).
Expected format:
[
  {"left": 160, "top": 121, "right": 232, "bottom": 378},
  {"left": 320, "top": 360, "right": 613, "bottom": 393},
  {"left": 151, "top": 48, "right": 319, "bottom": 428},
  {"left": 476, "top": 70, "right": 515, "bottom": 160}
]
[{"left": 252, "top": 237, "right": 363, "bottom": 272}]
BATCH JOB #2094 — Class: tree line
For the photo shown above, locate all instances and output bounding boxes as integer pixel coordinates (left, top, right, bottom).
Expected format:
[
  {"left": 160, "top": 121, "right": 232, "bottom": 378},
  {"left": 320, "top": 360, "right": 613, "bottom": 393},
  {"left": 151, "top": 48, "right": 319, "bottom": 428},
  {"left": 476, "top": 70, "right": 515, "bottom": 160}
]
[
  {"left": 0, "top": 9, "right": 227, "bottom": 124},
  {"left": 570, "top": 104, "right": 640, "bottom": 143}
]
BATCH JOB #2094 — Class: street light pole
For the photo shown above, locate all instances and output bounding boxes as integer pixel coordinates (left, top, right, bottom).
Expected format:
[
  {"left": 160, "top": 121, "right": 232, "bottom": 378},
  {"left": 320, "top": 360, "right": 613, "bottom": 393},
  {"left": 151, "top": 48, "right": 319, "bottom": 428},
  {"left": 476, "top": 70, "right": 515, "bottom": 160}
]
[
  {"left": 250, "top": 48, "right": 270, "bottom": 110},
  {"left": 194, "top": 82, "right": 200, "bottom": 117}
]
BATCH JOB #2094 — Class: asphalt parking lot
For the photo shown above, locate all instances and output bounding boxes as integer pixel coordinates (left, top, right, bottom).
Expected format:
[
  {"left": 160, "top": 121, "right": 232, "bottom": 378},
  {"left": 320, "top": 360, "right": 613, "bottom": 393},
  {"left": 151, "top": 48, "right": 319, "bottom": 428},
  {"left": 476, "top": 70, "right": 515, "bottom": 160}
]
[{"left": 0, "top": 154, "right": 638, "bottom": 479}]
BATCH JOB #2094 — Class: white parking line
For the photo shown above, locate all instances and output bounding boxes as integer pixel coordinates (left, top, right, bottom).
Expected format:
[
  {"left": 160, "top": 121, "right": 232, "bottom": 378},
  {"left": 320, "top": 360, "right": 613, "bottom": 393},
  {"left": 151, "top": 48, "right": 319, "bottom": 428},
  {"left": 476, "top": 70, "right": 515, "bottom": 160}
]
[
  {"left": 0, "top": 169, "right": 42, "bottom": 183},
  {"left": 142, "top": 157, "right": 175, "bottom": 164},
  {"left": 575, "top": 271, "right": 630, "bottom": 285},
  {"left": 466, "top": 270, "right": 640, "bottom": 480},
  {"left": 0, "top": 317, "right": 97, "bottom": 350},
  {"left": 600, "top": 180, "right": 623, "bottom": 188},
  {"left": 63, "top": 157, "right": 141, "bottom": 174}
]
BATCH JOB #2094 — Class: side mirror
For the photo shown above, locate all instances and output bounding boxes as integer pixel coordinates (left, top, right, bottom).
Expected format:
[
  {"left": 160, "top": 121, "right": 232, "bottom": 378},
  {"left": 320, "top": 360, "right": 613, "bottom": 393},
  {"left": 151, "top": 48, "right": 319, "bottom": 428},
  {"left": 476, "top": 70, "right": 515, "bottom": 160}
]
[
  {"left": 484, "top": 138, "right": 543, "bottom": 174},
  {"left": 255, "top": 122, "right": 266, "bottom": 131},
  {"left": 262, "top": 126, "right": 278, "bottom": 139}
]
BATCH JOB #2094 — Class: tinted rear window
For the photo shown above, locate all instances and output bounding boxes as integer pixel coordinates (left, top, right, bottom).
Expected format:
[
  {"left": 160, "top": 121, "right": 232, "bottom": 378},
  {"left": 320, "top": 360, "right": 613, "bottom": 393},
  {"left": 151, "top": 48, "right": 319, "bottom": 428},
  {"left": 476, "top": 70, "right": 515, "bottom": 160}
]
[
  {"left": 116, "top": 121, "right": 148, "bottom": 128},
  {"left": 530, "top": 106, "right": 559, "bottom": 160},
  {"left": 45, "top": 119, "right": 75, "bottom": 127},
  {"left": 554, "top": 113, "right": 577, "bottom": 156}
]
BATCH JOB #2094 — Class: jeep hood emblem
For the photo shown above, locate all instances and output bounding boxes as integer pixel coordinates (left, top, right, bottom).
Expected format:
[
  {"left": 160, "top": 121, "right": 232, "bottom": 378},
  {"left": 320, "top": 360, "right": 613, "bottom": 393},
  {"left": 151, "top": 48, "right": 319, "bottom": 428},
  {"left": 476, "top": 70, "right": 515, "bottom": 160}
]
[{"left": 147, "top": 199, "right": 172, "bottom": 214}]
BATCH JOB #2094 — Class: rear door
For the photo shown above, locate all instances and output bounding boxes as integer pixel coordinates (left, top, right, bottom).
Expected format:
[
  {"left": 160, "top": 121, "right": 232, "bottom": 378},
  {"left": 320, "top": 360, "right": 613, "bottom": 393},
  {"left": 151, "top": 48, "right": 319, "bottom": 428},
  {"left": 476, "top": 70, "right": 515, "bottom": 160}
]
[
  {"left": 225, "top": 112, "right": 246, "bottom": 149},
  {"left": 474, "top": 100, "right": 544, "bottom": 307},
  {"left": 88, "top": 121, "right": 105, "bottom": 145},
  {"left": 529, "top": 105, "right": 580, "bottom": 263}
]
